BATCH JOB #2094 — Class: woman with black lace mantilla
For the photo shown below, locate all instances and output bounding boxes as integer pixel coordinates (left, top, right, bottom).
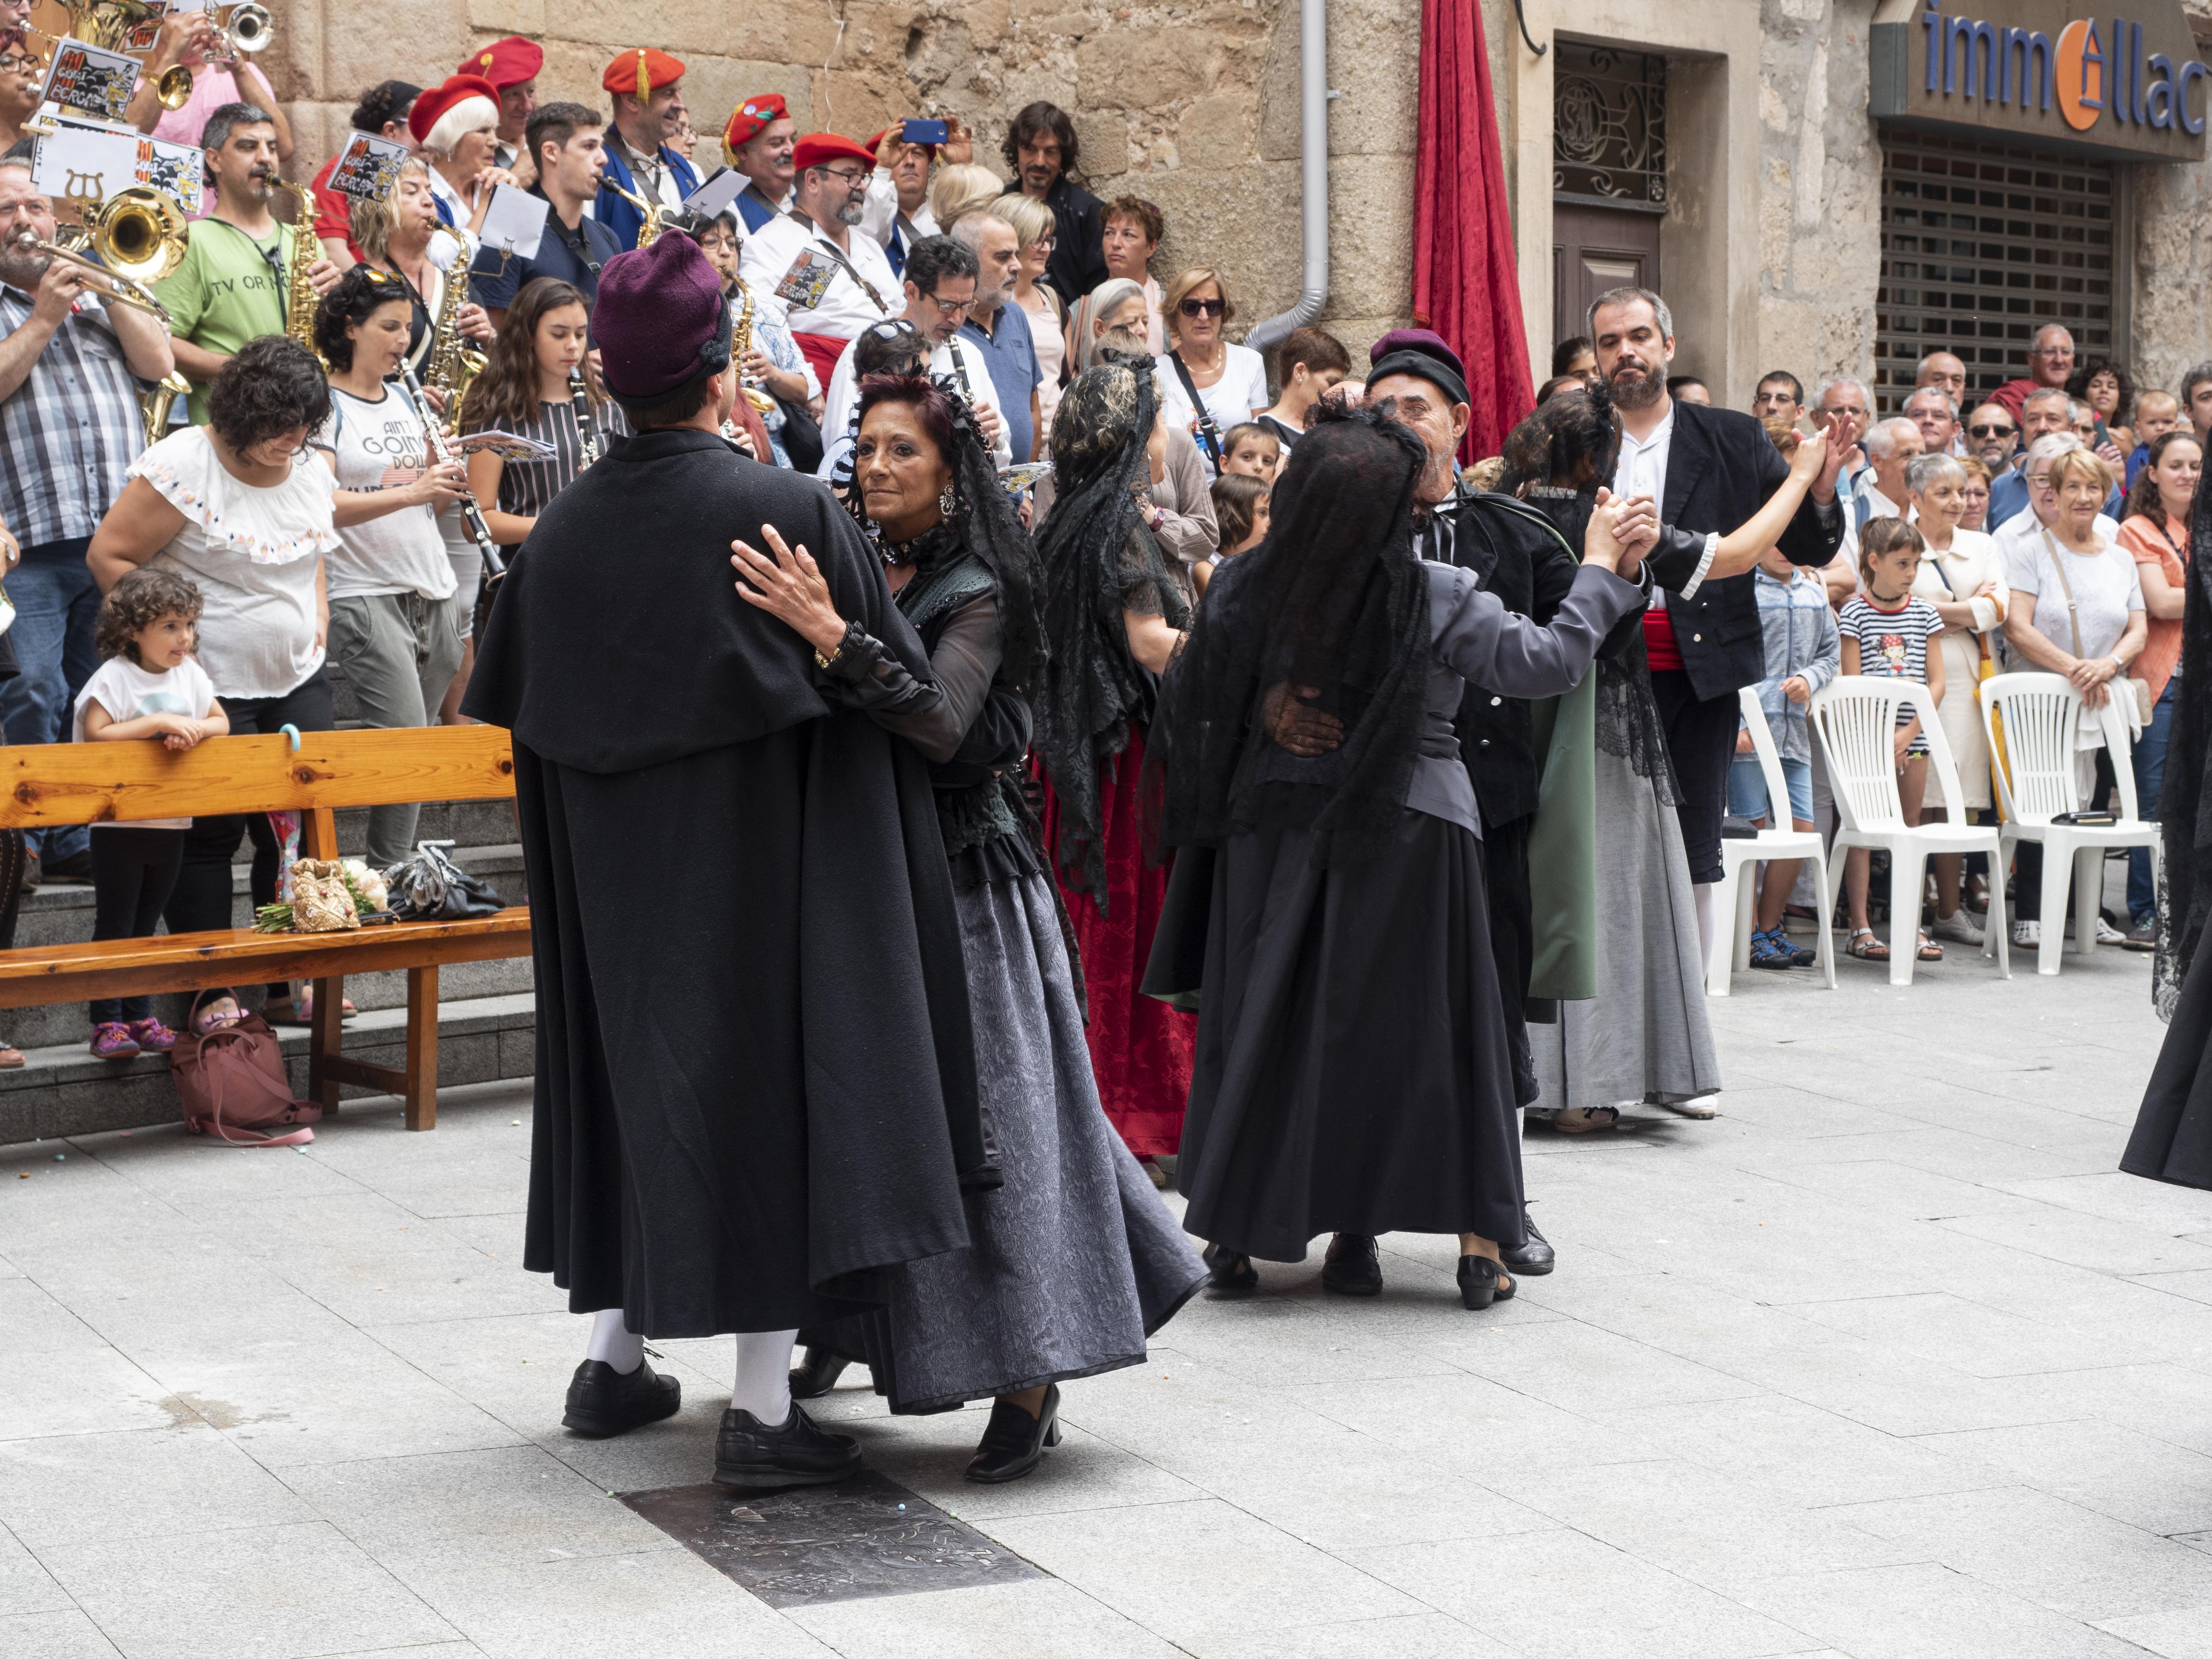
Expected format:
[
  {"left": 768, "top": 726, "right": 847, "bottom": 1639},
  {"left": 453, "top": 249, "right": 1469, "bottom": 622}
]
[
  {"left": 731, "top": 373, "right": 1204, "bottom": 1485},
  {"left": 1499, "top": 385, "right": 1832, "bottom": 1132}
]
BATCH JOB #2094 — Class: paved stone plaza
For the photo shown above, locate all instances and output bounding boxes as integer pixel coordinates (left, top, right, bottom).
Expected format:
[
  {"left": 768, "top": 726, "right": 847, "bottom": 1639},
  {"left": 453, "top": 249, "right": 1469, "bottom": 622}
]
[{"left": 4, "top": 938, "right": 2211, "bottom": 1659}]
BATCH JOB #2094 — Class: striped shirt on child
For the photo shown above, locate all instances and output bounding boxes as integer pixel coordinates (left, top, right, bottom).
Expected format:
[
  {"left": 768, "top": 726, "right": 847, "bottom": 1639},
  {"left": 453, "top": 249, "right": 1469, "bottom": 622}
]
[{"left": 1838, "top": 593, "right": 1945, "bottom": 755}]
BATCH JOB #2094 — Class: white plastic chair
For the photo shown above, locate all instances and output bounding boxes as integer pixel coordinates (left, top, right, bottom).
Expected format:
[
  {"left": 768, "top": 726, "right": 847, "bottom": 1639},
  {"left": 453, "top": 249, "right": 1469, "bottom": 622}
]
[
  {"left": 1709, "top": 688, "right": 1835, "bottom": 996},
  {"left": 1810, "top": 678, "right": 2010, "bottom": 986},
  {"left": 1980, "top": 672, "right": 2161, "bottom": 977}
]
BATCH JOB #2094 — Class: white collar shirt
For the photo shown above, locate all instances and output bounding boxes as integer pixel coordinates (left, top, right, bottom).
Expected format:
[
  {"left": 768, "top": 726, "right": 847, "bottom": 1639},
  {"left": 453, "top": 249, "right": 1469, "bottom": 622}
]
[{"left": 738, "top": 213, "right": 899, "bottom": 341}]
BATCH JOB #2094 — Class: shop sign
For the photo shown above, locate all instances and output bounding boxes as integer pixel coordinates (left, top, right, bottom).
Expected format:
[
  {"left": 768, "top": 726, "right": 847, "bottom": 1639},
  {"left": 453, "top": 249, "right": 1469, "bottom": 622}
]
[{"left": 1870, "top": 0, "right": 2209, "bottom": 161}]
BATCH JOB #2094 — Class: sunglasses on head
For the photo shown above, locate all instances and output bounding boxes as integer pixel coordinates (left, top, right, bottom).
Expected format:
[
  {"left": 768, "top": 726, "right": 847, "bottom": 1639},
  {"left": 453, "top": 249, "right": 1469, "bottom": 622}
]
[
  {"left": 1967, "top": 421, "right": 2014, "bottom": 438},
  {"left": 1178, "top": 296, "right": 1225, "bottom": 318}
]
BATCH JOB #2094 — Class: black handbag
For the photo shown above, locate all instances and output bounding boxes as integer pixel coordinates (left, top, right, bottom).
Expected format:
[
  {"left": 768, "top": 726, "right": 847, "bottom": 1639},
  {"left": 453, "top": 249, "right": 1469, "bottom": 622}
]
[{"left": 776, "top": 397, "right": 824, "bottom": 473}]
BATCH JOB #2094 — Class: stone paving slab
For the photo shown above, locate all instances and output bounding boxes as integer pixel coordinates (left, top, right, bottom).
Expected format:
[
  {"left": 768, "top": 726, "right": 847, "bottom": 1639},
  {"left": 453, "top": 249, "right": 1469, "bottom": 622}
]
[{"left": 6, "top": 951, "right": 2212, "bottom": 1657}]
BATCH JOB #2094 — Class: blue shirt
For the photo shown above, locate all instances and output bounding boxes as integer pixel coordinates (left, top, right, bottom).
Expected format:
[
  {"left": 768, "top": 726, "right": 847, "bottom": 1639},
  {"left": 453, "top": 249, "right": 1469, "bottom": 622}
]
[
  {"left": 961, "top": 301, "right": 1045, "bottom": 465},
  {"left": 470, "top": 200, "right": 623, "bottom": 318}
]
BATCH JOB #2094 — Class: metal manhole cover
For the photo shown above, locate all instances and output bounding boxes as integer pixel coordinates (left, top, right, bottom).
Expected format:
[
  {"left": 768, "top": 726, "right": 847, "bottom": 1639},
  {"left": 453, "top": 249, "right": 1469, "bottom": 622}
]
[{"left": 621, "top": 1468, "right": 1045, "bottom": 1607}]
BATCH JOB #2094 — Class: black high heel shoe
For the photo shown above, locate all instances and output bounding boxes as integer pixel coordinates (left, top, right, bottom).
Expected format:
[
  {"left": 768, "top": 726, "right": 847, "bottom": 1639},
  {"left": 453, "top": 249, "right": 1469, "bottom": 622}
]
[
  {"left": 1202, "top": 1243, "right": 1258, "bottom": 1291},
  {"left": 1457, "top": 1254, "right": 1517, "bottom": 1310},
  {"left": 965, "top": 1382, "right": 1061, "bottom": 1483},
  {"left": 788, "top": 1345, "right": 850, "bottom": 1401}
]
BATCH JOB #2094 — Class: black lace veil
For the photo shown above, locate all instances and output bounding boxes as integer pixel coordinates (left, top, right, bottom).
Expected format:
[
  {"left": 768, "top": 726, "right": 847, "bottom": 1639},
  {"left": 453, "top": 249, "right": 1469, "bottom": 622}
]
[
  {"left": 1154, "top": 406, "right": 1432, "bottom": 863},
  {"left": 1032, "top": 356, "right": 1187, "bottom": 906},
  {"left": 2156, "top": 481, "right": 2212, "bottom": 1017}
]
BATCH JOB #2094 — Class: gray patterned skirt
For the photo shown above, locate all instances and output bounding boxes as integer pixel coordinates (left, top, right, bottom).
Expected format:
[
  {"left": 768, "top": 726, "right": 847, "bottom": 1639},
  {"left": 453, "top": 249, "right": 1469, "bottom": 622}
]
[{"left": 802, "top": 867, "right": 1207, "bottom": 1412}]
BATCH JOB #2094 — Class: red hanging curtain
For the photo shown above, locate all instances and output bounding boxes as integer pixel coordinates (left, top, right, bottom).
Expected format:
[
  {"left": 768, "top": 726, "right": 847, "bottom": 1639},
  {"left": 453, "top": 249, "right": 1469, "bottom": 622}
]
[{"left": 1412, "top": 0, "right": 1534, "bottom": 461}]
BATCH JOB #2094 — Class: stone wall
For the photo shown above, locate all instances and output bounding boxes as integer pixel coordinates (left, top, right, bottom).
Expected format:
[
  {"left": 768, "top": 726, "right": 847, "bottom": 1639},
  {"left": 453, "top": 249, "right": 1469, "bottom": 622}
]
[
  {"left": 253, "top": 0, "right": 1423, "bottom": 371},
  {"left": 1752, "top": 0, "right": 1882, "bottom": 399}
]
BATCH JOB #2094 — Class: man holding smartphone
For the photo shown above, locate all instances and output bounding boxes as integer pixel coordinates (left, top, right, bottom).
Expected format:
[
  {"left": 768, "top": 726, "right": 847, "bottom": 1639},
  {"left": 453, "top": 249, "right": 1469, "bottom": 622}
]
[{"left": 863, "top": 116, "right": 973, "bottom": 277}]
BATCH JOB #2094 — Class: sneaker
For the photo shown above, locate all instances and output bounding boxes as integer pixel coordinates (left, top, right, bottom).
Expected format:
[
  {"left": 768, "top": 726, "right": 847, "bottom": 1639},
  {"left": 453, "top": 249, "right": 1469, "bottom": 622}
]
[
  {"left": 2012, "top": 919, "right": 2041, "bottom": 947},
  {"left": 2124, "top": 919, "right": 2158, "bottom": 952},
  {"left": 1930, "top": 910, "right": 1984, "bottom": 948},
  {"left": 90, "top": 1022, "right": 139, "bottom": 1060},
  {"left": 2094, "top": 916, "right": 2127, "bottom": 946},
  {"left": 1748, "top": 928, "right": 1796, "bottom": 970},
  {"left": 125, "top": 1018, "right": 176, "bottom": 1054}
]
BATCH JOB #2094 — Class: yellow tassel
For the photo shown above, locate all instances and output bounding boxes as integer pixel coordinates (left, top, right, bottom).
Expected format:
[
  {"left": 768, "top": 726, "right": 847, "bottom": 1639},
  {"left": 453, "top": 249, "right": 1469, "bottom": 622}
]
[{"left": 635, "top": 49, "right": 650, "bottom": 100}]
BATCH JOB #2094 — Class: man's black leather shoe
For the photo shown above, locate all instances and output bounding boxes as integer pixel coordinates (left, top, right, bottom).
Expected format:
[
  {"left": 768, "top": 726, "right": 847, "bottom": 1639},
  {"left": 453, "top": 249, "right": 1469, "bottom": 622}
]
[
  {"left": 1321, "top": 1232, "right": 1382, "bottom": 1296},
  {"left": 562, "top": 1358, "right": 681, "bottom": 1438},
  {"left": 1500, "top": 1209, "right": 1555, "bottom": 1276},
  {"left": 788, "top": 1345, "right": 851, "bottom": 1400},
  {"left": 713, "top": 1404, "right": 862, "bottom": 1490}
]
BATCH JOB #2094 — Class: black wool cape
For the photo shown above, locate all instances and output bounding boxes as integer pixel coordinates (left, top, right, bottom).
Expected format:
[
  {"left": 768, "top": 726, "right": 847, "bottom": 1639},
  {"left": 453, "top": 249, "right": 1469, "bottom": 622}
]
[{"left": 464, "top": 427, "right": 986, "bottom": 1336}]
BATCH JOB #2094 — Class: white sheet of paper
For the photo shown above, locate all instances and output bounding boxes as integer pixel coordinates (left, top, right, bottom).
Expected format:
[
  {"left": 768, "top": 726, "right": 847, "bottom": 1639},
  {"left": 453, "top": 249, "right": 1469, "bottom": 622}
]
[
  {"left": 477, "top": 183, "right": 548, "bottom": 258},
  {"left": 680, "top": 167, "right": 746, "bottom": 220},
  {"left": 31, "top": 126, "right": 140, "bottom": 205}
]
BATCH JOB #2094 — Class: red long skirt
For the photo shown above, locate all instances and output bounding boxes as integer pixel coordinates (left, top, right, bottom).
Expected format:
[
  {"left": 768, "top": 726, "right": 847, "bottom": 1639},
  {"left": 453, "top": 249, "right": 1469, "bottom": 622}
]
[{"left": 1037, "top": 725, "right": 1196, "bottom": 1158}]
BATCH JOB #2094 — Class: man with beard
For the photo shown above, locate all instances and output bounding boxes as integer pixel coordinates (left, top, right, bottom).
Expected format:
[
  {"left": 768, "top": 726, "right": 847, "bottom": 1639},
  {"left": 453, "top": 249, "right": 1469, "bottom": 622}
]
[
  {"left": 741, "top": 132, "right": 898, "bottom": 393},
  {"left": 1588, "top": 286, "right": 1843, "bottom": 992},
  {"left": 952, "top": 207, "right": 1042, "bottom": 464},
  {"left": 817, "top": 237, "right": 1009, "bottom": 470},
  {"left": 1360, "top": 329, "right": 1653, "bottom": 1283},
  {"left": 0, "top": 153, "right": 174, "bottom": 886},
  {"left": 596, "top": 48, "right": 697, "bottom": 251},
  {"left": 726, "top": 95, "right": 797, "bottom": 232},
  {"left": 463, "top": 230, "right": 989, "bottom": 1488},
  {"left": 152, "top": 103, "right": 336, "bottom": 429},
  {"left": 1005, "top": 101, "right": 1107, "bottom": 300}
]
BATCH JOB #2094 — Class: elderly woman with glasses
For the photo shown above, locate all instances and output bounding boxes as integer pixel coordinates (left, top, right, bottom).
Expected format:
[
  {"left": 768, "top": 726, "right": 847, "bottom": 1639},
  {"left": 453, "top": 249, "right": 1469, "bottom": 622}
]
[
  {"left": 1155, "top": 267, "right": 1269, "bottom": 479},
  {"left": 994, "top": 193, "right": 1065, "bottom": 445}
]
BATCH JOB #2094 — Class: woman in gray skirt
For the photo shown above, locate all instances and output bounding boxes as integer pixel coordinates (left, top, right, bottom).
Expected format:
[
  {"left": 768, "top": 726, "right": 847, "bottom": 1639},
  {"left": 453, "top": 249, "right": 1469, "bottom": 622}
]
[{"left": 733, "top": 373, "right": 1205, "bottom": 1483}]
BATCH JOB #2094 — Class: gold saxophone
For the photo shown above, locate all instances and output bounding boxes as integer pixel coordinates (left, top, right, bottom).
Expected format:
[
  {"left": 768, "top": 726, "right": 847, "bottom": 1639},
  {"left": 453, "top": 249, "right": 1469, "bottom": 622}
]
[
  {"left": 426, "top": 230, "right": 487, "bottom": 414},
  {"left": 601, "top": 179, "right": 666, "bottom": 248},
  {"left": 283, "top": 185, "right": 319, "bottom": 359},
  {"left": 732, "top": 280, "right": 775, "bottom": 413}
]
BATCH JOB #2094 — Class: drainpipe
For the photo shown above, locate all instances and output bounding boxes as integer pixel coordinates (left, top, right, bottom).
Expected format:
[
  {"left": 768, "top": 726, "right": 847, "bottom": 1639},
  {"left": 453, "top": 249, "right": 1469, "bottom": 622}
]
[{"left": 1246, "top": 0, "right": 1330, "bottom": 352}]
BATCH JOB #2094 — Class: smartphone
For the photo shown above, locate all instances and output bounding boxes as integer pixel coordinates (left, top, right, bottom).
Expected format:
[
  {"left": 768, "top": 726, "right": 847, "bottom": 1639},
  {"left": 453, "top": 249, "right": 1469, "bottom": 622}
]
[{"left": 902, "top": 118, "right": 950, "bottom": 146}]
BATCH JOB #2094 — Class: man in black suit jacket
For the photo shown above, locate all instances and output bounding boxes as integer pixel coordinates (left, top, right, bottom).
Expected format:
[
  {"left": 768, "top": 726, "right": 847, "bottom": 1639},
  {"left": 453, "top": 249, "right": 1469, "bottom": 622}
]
[{"left": 1589, "top": 289, "right": 1844, "bottom": 971}]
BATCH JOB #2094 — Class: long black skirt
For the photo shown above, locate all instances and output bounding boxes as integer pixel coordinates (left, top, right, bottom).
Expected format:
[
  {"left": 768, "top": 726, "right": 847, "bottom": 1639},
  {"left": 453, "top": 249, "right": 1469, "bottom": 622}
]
[
  {"left": 2122, "top": 942, "right": 2212, "bottom": 1190},
  {"left": 1176, "top": 809, "right": 1528, "bottom": 1262}
]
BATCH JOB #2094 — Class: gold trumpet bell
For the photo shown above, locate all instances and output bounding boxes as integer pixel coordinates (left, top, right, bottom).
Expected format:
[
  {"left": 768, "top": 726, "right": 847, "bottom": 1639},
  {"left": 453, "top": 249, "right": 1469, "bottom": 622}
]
[
  {"left": 155, "top": 64, "right": 192, "bottom": 110},
  {"left": 92, "top": 187, "right": 187, "bottom": 286}
]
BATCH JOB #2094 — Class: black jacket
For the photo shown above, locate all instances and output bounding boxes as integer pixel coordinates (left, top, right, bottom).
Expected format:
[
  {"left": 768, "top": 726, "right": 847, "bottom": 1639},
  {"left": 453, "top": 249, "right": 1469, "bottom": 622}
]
[
  {"left": 1042, "top": 176, "right": 1109, "bottom": 301},
  {"left": 1440, "top": 487, "right": 1640, "bottom": 828},
  {"left": 1645, "top": 401, "right": 1843, "bottom": 701}
]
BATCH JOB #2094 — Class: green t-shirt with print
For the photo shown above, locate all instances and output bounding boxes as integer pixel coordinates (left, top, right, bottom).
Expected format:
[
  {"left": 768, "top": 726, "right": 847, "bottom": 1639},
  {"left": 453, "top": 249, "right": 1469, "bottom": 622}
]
[{"left": 150, "top": 217, "right": 293, "bottom": 427}]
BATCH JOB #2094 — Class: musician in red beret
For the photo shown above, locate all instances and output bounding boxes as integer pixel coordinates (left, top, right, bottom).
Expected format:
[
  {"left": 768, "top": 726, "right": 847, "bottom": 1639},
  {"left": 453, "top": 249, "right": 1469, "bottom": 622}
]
[
  {"left": 597, "top": 48, "right": 698, "bottom": 251},
  {"left": 410, "top": 72, "right": 515, "bottom": 236},
  {"left": 737, "top": 133, "right": 902, "bottom": 390},
  {"left": 725, "top": 94, "right": 796, "bottom": 233},
  {"left": 460, "top": 37, "right": 543, "bottom": 175}
]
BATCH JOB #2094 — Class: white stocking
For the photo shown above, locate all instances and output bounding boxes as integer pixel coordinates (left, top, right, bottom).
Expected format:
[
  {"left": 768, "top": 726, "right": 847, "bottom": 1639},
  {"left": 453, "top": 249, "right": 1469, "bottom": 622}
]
[
  {"left": 1693, "top": 880, "right": 1716, "bottom": 965},
  {"left": 584, "top": 1308, "right": 643, "bottom": 1374},
  {"left": 731, "top": 1329, "right": 799, "bottom": 1423}
]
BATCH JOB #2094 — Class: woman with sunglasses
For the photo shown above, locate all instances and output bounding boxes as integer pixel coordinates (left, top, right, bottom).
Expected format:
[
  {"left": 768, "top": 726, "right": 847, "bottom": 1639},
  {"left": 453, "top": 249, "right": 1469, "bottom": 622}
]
[{"left": 1155, "top": 268, "right": 1269, "bottom": 479}]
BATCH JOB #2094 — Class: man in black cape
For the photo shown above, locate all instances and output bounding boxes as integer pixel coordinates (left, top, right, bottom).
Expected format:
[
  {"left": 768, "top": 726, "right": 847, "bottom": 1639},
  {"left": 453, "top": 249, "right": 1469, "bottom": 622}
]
[{"left": 464, "top": 230, "right": 988, "bottom": 1490}]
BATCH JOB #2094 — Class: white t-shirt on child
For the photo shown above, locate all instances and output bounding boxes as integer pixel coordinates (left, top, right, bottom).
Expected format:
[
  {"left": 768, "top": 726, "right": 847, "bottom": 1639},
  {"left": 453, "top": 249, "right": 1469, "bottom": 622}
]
[{"left": 73, "top": 655, "right": 219, "bottom": 830}]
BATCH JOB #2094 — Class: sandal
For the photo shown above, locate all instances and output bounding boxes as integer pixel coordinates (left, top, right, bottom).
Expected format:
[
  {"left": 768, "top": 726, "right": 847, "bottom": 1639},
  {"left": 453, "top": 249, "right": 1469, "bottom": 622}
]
[
  {"left": 264, "top": 994, "right": 358, "bottom": 1027},
  {"left": 1551, "top": 1106, "right": 1622, "bottom": 1134},
  {"left": 1917, "top": 931, "right": 1943, "bottom": 962},
  {"left": 1846, "top": 927, "right": 1889, "bottom": 961},
  {"left": 0, "top": 1043, "right": 22, "bottom": 1070}
]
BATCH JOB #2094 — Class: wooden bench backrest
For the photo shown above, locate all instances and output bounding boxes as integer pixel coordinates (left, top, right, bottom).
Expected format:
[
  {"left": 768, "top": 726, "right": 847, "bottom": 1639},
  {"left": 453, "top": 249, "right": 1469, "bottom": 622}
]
[{"left": 0, "top": 725, "right": 516, "bottom": 830}]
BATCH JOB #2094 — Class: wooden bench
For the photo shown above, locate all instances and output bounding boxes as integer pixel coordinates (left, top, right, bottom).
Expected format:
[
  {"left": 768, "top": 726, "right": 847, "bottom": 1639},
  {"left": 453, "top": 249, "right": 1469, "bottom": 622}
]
[{"left": 0, "top": 725, "right": 530, "bottom": 1130}]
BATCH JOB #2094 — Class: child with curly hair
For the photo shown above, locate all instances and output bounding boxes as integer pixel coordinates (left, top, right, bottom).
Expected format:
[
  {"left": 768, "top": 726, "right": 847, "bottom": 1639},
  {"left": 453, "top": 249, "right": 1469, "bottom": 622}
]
[{"left": 73, "top": 568, "right": 227, "bottom": 1059}]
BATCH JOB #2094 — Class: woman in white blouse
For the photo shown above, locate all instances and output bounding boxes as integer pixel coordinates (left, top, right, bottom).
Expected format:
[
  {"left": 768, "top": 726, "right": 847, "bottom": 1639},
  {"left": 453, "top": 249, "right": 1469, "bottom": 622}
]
[
  {"left": 1155, "top": 267, "right": 1269, "bottom": 478},
  {"left": 1905, "top": 451, "right": 2009, "bottom": 942},
  {"left": 87, "top": 338, "right": 339, "bottom": 1036}
]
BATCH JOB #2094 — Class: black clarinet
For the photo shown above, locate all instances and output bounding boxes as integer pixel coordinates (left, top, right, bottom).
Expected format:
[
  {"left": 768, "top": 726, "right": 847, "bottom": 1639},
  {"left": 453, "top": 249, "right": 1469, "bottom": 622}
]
[
  {"left": 398, "top": 367, "right": 506, "bottom": 644},
  {"left": 569, "top": 368, "right": 603, "bottom": 469}
]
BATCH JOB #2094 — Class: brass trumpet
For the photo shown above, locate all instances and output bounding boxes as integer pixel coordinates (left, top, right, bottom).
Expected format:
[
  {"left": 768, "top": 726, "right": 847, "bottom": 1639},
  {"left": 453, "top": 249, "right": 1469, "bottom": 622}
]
[
  {"left": 11, "top": 187, "right": 186, "bottom": 319},
  {"left": 27, "top": 4, "right": 274, "bottom": 109}
]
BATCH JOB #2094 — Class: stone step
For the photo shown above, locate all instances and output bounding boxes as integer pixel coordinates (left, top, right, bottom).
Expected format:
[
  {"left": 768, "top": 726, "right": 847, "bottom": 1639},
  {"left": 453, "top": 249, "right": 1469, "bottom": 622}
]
[{"left": 0, "top": 989, "right": 536, "bottom": 1145}]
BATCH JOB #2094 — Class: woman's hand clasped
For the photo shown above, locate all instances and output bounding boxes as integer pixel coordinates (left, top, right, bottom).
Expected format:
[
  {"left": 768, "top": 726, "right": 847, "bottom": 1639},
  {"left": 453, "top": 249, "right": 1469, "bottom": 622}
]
[{"left": 733, "top": 525, "right": 849, "bottom": 657}]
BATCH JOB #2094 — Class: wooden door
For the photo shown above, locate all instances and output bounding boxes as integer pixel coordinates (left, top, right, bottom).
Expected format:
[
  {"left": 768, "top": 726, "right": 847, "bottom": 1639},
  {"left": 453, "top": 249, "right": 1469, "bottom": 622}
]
[{"left": 1552, "top": 203, "right": 1662, "bottom": 348}]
